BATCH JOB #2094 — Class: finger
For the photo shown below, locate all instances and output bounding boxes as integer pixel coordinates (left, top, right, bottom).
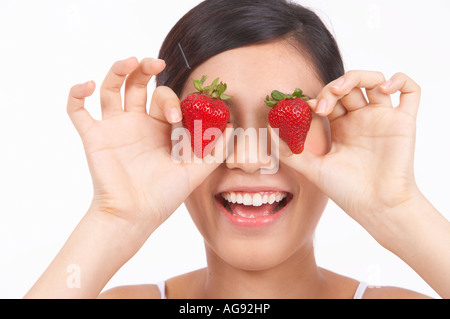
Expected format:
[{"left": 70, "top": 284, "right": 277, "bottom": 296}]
[
  {"left": 380, "top": 72, "right": 421, "bottom": 117},
  {"left": 340, "top": 88, "right": 368, "bottom": 111},
  {"left": 309, "top": 98, "right": 347, "bottom": 122},
  {"left": 149, "top": 86, "right": 183, "bottom": 125},
  {"left": 308, "top": 77, "right": 347, "bottom": 119},
  {"left": 100, "top": 57, "right": 139, "bottom": 119},
  {"left": 124, "top": 58, "right": 166, "bottom": 114},
  {"left": 67, "top": 81, "right": 96, "bottom": 135},
  {"left": 313, "top": 71, "right": 392, "bottom": 120},
  {"left": 331, "top": 71, "right": 391, "bottom": 106},
  {"left": 310, "top": 87, "right": 369, "bottom": 122}
]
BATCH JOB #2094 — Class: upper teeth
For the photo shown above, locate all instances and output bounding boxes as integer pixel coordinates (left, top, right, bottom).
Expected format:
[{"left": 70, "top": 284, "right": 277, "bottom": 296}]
[{"left": 221, "top": 192, "right": 287, "bottom": 207}]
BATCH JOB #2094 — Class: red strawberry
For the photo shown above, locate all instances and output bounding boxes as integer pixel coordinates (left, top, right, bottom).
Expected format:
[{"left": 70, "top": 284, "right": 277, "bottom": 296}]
[
  {"left": 265, "top": 88, "right": 312, "bottom": 154},
  {"left": 180, "top": 76, "right": 231, "bottom": 158}
]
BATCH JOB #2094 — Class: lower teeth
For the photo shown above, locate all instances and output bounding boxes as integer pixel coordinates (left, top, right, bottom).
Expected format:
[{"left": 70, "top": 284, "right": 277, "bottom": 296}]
[
  {"left": 232, "top": 212, "right": 271, "bottom": 218},
  {"left": 225, "top": 200, "right": 286, "bottom": 218}
]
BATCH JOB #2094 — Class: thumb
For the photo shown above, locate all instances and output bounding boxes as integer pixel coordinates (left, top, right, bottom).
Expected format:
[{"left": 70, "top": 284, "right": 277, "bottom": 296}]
[
  {"left": 268, "top": 124, "right": 323, "bottom": 185},
  {"left": 180, "top": 123, "right": 233, "bottom": 188},
  {"left": 280, "top": 149, "right": 324, "bottom": 187}
]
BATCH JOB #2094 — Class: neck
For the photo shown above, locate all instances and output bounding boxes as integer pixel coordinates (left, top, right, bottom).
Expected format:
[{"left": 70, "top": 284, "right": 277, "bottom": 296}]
[{"left": 201, "top": 241, "right": 325, "bottom": 298}]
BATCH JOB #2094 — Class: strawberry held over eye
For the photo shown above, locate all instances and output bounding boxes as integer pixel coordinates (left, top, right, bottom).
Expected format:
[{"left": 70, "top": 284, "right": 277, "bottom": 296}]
[
  {"left": 265, "top": 89, "right": 312, "bottom": 154},
  {"left": 180, "top": 76, "right": 231, "bottom": 158}
]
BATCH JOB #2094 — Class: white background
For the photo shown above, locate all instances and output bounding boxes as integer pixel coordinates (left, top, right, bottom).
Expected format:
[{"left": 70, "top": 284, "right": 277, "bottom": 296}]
[{"left": 0, "top": 0, "right": 449, "bottom": 299}]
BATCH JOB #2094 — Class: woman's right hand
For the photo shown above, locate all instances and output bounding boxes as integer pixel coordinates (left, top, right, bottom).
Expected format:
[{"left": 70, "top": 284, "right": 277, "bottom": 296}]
[
  {"left": 26, "top": 57, "right": 229, "bottom": 298},
  {"left": 68, "top": 57, "right": 227, "bottom": 237}
]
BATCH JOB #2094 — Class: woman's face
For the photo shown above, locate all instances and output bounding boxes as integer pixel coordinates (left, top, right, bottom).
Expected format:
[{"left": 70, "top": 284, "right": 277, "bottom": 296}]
[{"left": 180, "top": 40, "right": 330, "bottom": 271}]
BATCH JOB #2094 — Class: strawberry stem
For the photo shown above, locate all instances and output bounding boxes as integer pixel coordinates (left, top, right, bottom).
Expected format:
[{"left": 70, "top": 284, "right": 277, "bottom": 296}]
[
  {"left": 265, "top": 88, "right": 309, "bottom": 107},
  {"left": 191, "top": 76, "right": 232, "bottom": 100}
]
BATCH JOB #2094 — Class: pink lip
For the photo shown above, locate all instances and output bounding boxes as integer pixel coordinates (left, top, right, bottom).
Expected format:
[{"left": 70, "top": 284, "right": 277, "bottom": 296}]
[
  {"left": 215, "top": 193, "right": 292, "bottom": 228},
  {"left": 217, "top": 186, "right": 288, "bottom": 194}
]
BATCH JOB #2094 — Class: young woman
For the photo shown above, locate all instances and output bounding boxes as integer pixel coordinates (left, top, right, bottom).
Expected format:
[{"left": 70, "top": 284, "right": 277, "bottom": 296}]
[{"left": 25, "top": 0, "right": 449, "bottom": 299}]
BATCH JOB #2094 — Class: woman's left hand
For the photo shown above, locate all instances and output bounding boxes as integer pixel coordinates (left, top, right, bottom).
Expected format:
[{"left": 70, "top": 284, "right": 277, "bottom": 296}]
[
  {"left": 279, "top": 70, "right": 422, "bottom": 236},
  {"left": 279, "top": 70, "right": 450, "bottom": 298}
]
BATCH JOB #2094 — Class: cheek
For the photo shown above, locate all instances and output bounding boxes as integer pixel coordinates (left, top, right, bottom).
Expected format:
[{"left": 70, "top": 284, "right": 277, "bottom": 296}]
[
  {"left": 304, "top": 116, "right": 331, "bottom": 156},
  {"left": 184, "top": 191, "right": 207, "bottom": 229},
  {"left": 184, "top": 185, "right": 218, "bottom": 243}
]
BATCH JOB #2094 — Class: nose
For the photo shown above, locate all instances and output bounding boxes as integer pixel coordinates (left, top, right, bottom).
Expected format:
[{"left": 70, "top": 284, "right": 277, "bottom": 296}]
[{"left": 225, "top": 125, "right": 278, "bottom": 174}]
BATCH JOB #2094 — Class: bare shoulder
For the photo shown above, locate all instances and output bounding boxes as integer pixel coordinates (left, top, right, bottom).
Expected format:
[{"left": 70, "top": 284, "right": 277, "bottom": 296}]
[
  {"left": 363, "top": 286, "right": 432, "bottom": 299},
  {"left": 98, "top": 268, "right": 206, "bottom": 299},
  {"left": 98, "top": 284, "right": 161, "bottom": 299},
  {"left": 319, "top": 268, "right": 432, "bottom": 299}
]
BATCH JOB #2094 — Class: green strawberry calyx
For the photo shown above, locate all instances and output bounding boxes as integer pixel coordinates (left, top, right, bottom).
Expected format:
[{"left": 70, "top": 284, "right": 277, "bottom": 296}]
[
  {"left": 192, "top": 75, "right": 232, "bottom": 100},
  {"left": 265, "top": 88, "right": 309, "bottom": 107}
]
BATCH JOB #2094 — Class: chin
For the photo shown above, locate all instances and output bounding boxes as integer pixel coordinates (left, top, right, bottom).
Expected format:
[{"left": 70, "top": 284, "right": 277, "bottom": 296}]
[
  {"left": 185, "top": 175, "right": 328, "bottom": 272},
  {"left": 205, "top": 232, "right": 303, "bottom": 272}
]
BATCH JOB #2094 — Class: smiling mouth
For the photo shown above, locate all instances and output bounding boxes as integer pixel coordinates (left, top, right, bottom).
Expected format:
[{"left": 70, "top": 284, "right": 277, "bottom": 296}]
[{"left": 215, "top": 191, "right": 293, "bottom": 220}]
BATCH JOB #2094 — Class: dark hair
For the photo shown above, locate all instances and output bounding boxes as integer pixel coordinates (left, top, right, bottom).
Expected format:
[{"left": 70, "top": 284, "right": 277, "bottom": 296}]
[{"left": 157, "top": 0, "right": 344, "bottom": 96}]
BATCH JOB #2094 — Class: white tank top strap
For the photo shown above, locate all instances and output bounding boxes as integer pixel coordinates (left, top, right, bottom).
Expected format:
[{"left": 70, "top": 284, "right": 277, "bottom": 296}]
[
  {"left": 353, "top": 281, "right": 368, "bottom": 299},
  {"left": 156, "top": 281, "right": 166, "bottom": 299}
]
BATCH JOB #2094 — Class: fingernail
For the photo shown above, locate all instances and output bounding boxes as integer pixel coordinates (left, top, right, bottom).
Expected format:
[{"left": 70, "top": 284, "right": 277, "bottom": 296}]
[
  {"left": 332, "top": 77, "right": 345, "bottom": 89},
  {"left": 125, "top": 56, "right": 138, "bottom": 64},
  {"left": 152, "top": 58, "right": 166, "bottom": 66},
  {"left": 307, "top": 99, "right": 318, "bottom": 107},
  {"left": 380, "top": 80, "right": 392, "bottom": 90},
  {"left": 316, "top": 99, "right": 327, "bottom": 114},
  {"left": 169, "top": 108, "right": 182, "bottom": 123},
  {"left": 83, "top": 80, "right": 95, "bottom": 89}
]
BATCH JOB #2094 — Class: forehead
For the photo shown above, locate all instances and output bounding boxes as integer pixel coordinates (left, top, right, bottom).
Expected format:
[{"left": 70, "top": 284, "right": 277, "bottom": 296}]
[{"left": 181, "top": 40, "right": 323, "bottom": 100}]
